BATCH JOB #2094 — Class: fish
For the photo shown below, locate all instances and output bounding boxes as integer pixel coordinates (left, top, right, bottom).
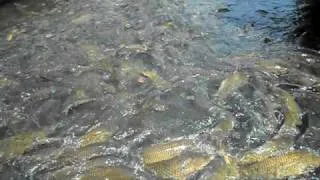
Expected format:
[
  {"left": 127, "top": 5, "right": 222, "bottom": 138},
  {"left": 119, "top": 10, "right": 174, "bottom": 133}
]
[
  {"left": 240, "top": 151, "right": 320, "bottom": 179},
  {"left": 80, "top": 128, "right": 111, "bottom": 148},
  {"left": 209, "top": 155, "right": 239, "bottom": 180},
  {"left": 255, "top": 61, "right": 288, "bottom": 76},
  {"left": 215, "top": 72, "right": 248, "bottom": 99},
  {"left": 214, "top": 112, "right": 235, "bottom": 132},
  {"left": 280, "top": 90, "right": 302, "bottom": 129},
  {"left": 0, "top": 131, "right": 46, "bottom": 158},
  {"left": 140, "top": 70, "right": 170, "bottom": 89},
  {"left": 142, "top": 139, "right": 195, "bottom": 164},
  {"left": 62, "top": 98, "right": 96, "bottom": 115},
  {"left": 72, "top": 14, "right": 93, "bottom": 24},
  {"left": 239, "top": 137, "right": 294, "bottom": 165},
  {"left": 80, "top": 167, "right": 134, "bottom": 180},
  {"left": 146, "top": 154, "right": 213, "bottom": 180}
]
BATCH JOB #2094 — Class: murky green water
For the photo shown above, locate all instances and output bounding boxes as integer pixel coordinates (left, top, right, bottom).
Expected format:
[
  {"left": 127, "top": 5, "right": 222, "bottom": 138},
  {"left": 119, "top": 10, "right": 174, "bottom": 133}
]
[{"left": 1, "top": 0, "right": 320, "bottom": 179}]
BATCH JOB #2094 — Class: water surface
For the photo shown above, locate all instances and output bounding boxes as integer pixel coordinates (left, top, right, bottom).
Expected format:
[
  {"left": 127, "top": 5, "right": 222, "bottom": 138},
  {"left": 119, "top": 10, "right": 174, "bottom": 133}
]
[{"left": 1, "top": 0, "right": 320, "bottom": 179}]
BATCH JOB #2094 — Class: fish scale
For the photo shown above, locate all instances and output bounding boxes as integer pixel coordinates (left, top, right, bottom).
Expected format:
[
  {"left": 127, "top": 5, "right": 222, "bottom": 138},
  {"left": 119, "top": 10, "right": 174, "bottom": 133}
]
[
  {"left": 146, "top": 155, "right": 214, "bottom": 180},
  {"left": 240, "top": 151, "right": 320, "bottom": 178},
  {"left": 142, "top": 139, "right": 195, "bottom": 164},
  {"left": 80, "top": 167, "right": 134, "bottom": 180}
]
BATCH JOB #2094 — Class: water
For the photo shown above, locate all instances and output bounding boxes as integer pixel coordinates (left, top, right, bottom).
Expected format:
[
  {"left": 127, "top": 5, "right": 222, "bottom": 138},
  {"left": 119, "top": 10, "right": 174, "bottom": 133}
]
[{"left": 0, "top": 0, "right": 320, "bottom": 179}]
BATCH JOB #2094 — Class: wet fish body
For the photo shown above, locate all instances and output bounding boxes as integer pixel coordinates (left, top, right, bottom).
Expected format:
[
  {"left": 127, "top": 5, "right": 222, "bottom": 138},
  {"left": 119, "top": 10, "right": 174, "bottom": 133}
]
[
  {"left": 146, "top": 154, "right": 213, "bottom": 180},
  {"left": 240, "top": 151, "right": 320, "bottom": 179},
  {"left": 215, "top": 72, "right": 248, "bottom": 99},
  {"left": 142, "top": 139, "right": 195, "bottom": 164}
]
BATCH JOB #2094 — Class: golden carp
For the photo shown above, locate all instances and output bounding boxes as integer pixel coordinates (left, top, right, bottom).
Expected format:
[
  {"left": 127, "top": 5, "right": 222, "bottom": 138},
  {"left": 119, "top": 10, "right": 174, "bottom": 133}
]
[
  {"left": 215, "top": 72, "right": 248, "bottom": 99},
  {"left": 80, "top": 128, "right": 111, "bottom": 148},
  {"left": 280, "top": 91, "right": 302, "bottom": 128},
  {"left": 80, "top": 167, "right": 134, "bottom": 180},
  {"left": 142, "top": 139, "right": 195, "bottom": 164},
  {"left": 146, "top": 154, "right": 213, "bottom": 180},
  {"left": 240, "top": 151, "right": 320, "bottom": 179}
]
